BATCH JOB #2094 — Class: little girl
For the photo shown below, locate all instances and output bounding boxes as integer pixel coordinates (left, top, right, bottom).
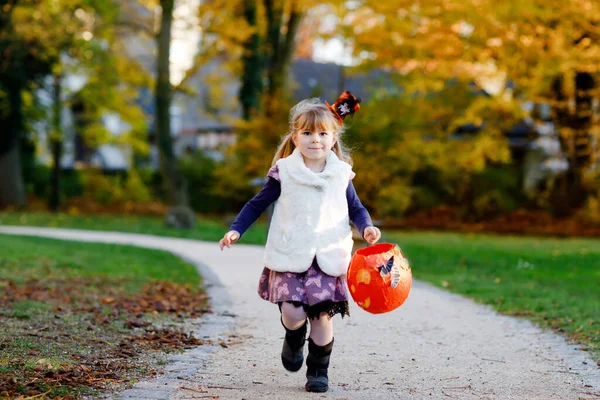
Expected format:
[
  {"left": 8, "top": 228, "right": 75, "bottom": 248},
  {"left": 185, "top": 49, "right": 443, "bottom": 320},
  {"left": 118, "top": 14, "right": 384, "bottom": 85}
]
[{"left": 219, "top": 91, "right": 381, "bottom": 393}]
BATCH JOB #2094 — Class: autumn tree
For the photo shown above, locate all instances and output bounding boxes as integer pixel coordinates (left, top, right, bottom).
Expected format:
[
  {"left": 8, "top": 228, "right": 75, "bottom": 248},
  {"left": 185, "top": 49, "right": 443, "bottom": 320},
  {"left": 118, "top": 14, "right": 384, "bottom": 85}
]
[
  {"left": 216, "top": 0, "right": 324, "bottom": 195},
  {"left": 2, "top": 0, "right": 151, "bottom": 211},
  {"left": 155, "top": 0, "right": 183, "bottom": 208},
  {"left": 311, "top": 0, "right": 600, "bottom": 216},
  {"left": 120, "top": 0, "right": 248, "bottom": 224},
  {"left": 236, "top": 0, "right": 309, "bottom": 119},
  {"left": 0, "top": 0, "right": 53, "bottom": 208},
  {"left": 338, "top": 1, "right": 600, "bottom": 156},
  {"left": 239, "top": 0, "right": 263, "bottom": 120},
  {"left": 19, "top": 1, "right": 121, "bottom": 211},
  {"left": 104, "top": 0, "right": 194, "bottom": 226}
]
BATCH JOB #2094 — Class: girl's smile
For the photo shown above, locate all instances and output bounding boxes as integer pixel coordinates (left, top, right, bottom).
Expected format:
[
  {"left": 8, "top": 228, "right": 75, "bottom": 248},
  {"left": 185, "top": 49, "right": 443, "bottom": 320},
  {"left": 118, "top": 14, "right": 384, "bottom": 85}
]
[{"left": 293, "top": 130, "right": 337, "bottom": 162}]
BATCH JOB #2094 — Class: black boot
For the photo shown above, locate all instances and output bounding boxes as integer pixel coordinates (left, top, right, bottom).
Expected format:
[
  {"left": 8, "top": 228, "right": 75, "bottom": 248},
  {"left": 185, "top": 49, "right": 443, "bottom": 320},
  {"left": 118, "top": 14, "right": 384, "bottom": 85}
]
[
  {"left": 281, "top": 318, "right": 307, "bottom": 372},
  {"left": 305, "top": 337, "right": 333, "bottom": 393}
]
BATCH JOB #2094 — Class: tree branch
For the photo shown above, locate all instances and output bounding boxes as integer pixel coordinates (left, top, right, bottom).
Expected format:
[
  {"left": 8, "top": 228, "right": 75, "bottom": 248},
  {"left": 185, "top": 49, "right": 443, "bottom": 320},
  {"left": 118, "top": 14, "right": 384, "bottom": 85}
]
[
  {"left": 267, "top": 0, "right": 303, "bottom": 97},
  {"left": 263, "top": 0, "right": 283, "bottom": 73},
  {"left": 279, "top": 1, "right": 303, "bottom": 72}
]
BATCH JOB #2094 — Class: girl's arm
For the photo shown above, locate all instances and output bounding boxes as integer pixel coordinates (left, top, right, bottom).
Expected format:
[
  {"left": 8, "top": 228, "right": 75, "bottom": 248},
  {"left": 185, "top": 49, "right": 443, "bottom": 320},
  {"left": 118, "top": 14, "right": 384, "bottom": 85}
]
[
  {"left": 228, "top": 177, "right": 281, "bottom": 238},
  {"left": 347, "top": 182, "right": 381, "bottom": 244},
  {"left": 347, "top": 181, "right": 373, "bottom": 237}
]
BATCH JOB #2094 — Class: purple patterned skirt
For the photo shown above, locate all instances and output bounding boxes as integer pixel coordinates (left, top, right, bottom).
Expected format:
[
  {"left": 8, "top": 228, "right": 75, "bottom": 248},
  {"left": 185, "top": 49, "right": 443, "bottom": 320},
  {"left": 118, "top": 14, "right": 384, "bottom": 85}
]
[{"left": 258, "top": 258, "right": 350, "bottom": 319}]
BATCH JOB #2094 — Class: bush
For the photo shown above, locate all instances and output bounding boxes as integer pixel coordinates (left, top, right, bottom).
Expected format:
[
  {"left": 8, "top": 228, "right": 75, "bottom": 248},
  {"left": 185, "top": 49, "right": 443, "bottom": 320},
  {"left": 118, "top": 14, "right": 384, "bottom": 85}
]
[
  {"left": 374, "top": 179, "right": 413, "bottom": 219},
  {"left": 179, "top": 151, "right": 232, "bottom": 214},
  {"left": 471, "top": 189, "right": 520, "bottom": 220},
  {"left": 464, "top": 166, "right": 523, "bottom": 220},
  {"left": 122, "top": 170, "right": 151, "bottom": 202},
  {"left": 25, "top": 164, "right": 84, "bottom": 200},
  {"left": 410, "top": 186, "right": 442, "bottom": 212},
  {"left": 577, "top": 195, "right": 600, "bottom": 225},
  {"left": 581, "top": 169, "right": 600, "bottom": 196},
  {"left": 62, "top": 170, "right": 85, "bottom": 198},
  {"left": 79, "top": 170, "right": 155, "bottom": 205},
  {"left": 25, "top": 164, "right": 51, "bottom": 198},
  {"left": 138, "top": 167, "right": 164, "bottom": 201},
  {"left": 82, "top": 171, "right": 124, "bottom": 204},
  {"left": 577, "top": 170, "right": 600, "bottom": 225}
]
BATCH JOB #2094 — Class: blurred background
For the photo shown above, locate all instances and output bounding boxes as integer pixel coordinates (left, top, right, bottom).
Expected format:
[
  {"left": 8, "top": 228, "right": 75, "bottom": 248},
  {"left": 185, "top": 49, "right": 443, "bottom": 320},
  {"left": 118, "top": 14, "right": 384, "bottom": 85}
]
[{"left": 2, "top": 0, "right": 600, "bottom": 235}]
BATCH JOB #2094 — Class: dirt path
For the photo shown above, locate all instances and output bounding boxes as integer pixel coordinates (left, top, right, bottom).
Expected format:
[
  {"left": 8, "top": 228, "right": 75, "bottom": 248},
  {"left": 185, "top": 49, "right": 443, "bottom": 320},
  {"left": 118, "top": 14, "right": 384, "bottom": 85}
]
[{"left": 1, "top": 226, "right": 598, "bottom": 400}]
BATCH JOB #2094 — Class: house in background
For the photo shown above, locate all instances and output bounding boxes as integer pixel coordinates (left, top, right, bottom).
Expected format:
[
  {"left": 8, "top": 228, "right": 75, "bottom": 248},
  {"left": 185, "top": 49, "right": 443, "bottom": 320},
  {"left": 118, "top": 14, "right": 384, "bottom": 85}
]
[
  {"left": 33, "top": 71, "right": 132, "bottom": 173},
  {"left": 170, "top": 58, "right": 240, "bottom": 161},
  {"left": 171, "top": 57, "right": 394, "bottom": 162},
  {"left": 290, "top": 58, "right": 395, "bottom": 102}
]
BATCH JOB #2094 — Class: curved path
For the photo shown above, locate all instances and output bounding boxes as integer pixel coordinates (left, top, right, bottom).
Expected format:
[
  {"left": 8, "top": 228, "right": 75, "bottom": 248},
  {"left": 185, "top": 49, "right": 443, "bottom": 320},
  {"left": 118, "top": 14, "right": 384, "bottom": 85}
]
[{"left": 0, "top": 226, "right": 598, "bottom": 400}]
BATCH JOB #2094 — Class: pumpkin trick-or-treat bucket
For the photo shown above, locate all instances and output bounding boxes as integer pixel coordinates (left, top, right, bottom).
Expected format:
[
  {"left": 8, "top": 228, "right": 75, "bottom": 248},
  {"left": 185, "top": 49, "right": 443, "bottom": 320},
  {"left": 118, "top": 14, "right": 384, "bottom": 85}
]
[{"left": 347, "top": 243, "right": 412, "bottom": 314}]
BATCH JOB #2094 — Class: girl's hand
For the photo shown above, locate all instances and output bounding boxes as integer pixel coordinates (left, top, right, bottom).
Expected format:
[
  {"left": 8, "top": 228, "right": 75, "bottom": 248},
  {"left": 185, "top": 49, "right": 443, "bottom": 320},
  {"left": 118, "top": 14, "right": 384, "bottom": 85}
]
[
  {"left": 363, "top": 226, "right": 381, "bottom": 245},
  {"left": 219, "top": 230, "right": 240, "bottom": 250}
]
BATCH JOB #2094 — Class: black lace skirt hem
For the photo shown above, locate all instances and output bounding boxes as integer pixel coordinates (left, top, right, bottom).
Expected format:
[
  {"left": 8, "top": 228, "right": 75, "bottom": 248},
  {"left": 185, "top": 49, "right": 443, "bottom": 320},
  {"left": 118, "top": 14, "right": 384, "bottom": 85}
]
[{"left": 278, "top": 300, "right": 350, "bottom": 320}]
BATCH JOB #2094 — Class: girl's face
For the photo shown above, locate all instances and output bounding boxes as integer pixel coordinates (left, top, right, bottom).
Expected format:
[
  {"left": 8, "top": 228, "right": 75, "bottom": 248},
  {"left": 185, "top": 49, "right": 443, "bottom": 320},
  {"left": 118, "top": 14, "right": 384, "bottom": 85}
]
[{"left": 292, "top": 129, "right": 338, "bottom": 161}]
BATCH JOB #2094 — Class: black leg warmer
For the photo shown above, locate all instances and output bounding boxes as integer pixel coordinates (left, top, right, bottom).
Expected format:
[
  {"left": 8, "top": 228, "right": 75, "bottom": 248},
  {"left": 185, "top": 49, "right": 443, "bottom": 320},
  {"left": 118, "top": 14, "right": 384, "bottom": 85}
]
[
  {"left": 281, "top": 318, "right": 307, "bottom": 372},
  {"left": 305, "top": 337, "right": 334, "bottom": 393}
]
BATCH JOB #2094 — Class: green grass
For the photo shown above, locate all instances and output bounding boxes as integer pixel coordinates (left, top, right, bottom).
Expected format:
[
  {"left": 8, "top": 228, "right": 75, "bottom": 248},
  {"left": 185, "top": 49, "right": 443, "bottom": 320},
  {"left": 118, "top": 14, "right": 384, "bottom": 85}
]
[
  {"left": 0, "top": 234, "right": 200, "bottom": 291},
  {"left": 11, "top": 300, "right": 52, "bottom": 319},
  {"left": 386, "top": 231, "right": 600, "bottom": 358},
  {"left": 0, "top": 211, "right": 267, "bottom": 244},
  {"left": 0, "top": 234, "right": 205, "bottom": 398}
]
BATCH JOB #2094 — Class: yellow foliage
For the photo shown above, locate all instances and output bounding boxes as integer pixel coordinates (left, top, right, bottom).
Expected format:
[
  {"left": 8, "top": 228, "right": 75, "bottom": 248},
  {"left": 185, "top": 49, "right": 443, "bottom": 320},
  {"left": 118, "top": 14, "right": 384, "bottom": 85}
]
[
  {"left": 122, "top": 170, "right": 152, "bottom": 202},
  {"left": 343, "top": 0, "right": 600, "bottom": 103},
  {"left": 82, "top": 172, "right": 123, "bottom": 205},
  {"left": 581, "top": 169, "right": 600, "bottom": 194},
  {"left": 340, "top": 85, "right": 517, "bottom": 217},
  {"left": 577, "top": 196, "right": 600, "bottom": 225},
  {"left": 375, "top": 179, "right": 413, "bottom": 218}
]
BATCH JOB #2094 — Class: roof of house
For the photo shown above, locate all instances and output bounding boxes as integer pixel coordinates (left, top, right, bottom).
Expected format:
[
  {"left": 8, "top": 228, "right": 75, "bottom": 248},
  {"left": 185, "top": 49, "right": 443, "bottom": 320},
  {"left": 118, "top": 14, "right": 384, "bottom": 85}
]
[
  {"left": 290, "top": 58, "right": 394, "bottom": 102},
  {"left": 176, "top": 58, "right": 396, "bottom": 134}
]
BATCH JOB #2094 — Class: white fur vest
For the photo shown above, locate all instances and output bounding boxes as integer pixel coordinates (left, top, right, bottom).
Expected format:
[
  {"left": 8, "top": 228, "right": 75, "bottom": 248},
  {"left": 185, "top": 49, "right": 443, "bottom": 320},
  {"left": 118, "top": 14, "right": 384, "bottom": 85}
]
[{"left": 264, "top": 147, "right": 354, "bottom": 277}]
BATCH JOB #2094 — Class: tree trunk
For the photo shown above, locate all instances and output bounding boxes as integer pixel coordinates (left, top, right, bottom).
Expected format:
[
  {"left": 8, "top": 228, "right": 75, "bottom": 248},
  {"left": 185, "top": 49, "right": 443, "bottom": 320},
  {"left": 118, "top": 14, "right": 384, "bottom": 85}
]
[
  {"left": 0, "top": 142, "right": 26, "bottom": 209},
  {"left": 263, "top": 0, "right": 304, "bottom": 116},
  {"left": 264, "top": 0, "right": 283, "bottom": 98},
  {"left": 155, "top": 0, "right": 195, "bottom": 228},
  {"left": 156, "top": 0, "right": 182, "bottom": 206},
  {"left": 550, "top": 71, "right": 595, "bottom": 214},
  {"left": 268, "top": 1, "right": 302, "bottom": 96},
  {"left": 572, "top": 72, "right": 595, "bottom": 171},
  {"left": 239, "top": 0, "right": 263, "bottom": 120},
  {"left": 49, "top": 139, "right": 62, "bottom": 210},
  {"left": 49, "top": 74, "right": 63, "bottom": 211},
  {"left": 0, "top": 0, "right": 52, "bottom": 209},
  {"left": 0, "top": 80, "right": 27, "bottom": 208}
]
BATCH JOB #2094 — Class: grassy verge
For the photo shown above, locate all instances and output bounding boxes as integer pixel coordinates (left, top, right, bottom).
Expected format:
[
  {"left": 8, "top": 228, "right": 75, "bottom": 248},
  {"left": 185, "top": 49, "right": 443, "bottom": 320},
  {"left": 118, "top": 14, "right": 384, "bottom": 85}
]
[
  {"left": 0, "top": 211, "right": 267, "bottom": 245},
  {"left": 386, "top": 231, "right": 600, "bottom": 360},
  {"left": 0, "top": 234, "right": 209, "bottom": 399}
]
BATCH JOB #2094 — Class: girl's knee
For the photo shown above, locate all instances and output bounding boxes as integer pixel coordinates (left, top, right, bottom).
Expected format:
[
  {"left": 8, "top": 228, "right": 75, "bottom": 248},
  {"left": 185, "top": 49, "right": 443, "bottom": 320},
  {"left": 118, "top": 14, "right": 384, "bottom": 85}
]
[{"left": 281, "top": 302, "right": 307, "bottom": 324}]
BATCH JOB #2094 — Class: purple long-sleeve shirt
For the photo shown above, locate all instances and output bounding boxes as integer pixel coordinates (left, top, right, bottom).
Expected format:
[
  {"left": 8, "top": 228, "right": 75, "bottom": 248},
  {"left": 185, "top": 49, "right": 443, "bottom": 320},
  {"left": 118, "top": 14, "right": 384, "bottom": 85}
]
[{"left": 230, "top": 177, "right": 373, "bottom": 238}]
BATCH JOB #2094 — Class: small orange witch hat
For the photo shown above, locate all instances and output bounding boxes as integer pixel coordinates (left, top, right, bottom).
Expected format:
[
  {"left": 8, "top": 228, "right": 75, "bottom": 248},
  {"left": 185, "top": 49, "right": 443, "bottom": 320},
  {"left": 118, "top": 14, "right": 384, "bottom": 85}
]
[{"left": 325, "top": 91, "right": 361, "bottom": 123}]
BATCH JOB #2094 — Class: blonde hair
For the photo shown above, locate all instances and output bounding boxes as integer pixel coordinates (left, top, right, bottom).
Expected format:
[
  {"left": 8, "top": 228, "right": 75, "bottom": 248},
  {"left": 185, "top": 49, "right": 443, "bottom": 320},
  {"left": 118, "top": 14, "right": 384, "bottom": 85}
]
[{"left": 272, "top": 98, "right": 353, "bottom": 166}]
